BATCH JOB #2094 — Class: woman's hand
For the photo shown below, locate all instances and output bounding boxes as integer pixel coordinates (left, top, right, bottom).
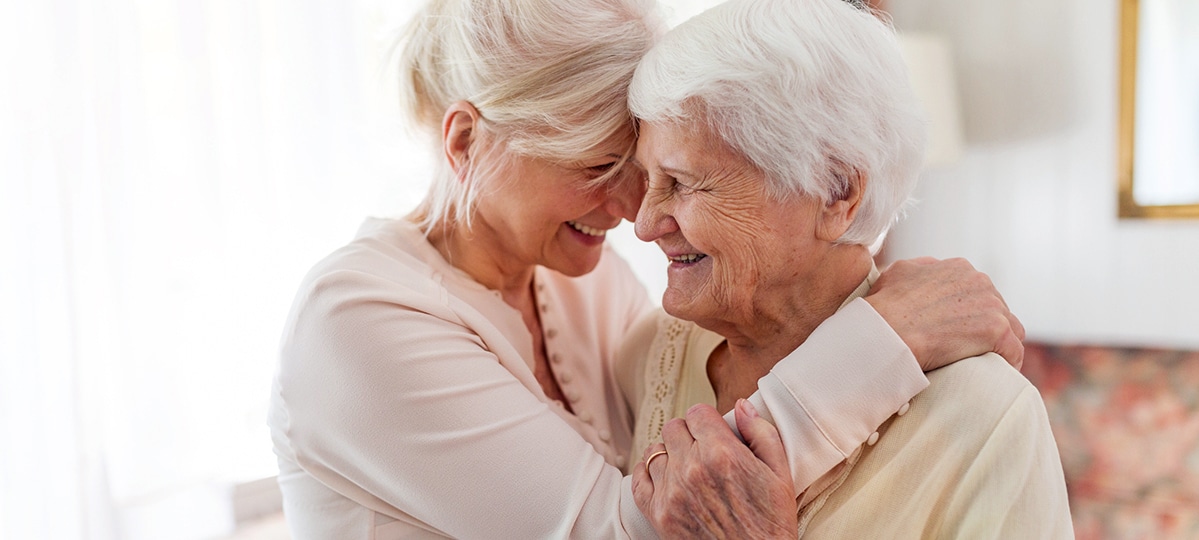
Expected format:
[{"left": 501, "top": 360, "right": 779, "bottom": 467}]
[
  {"left": 866, "top": 257, "right": 1026, "bottom": 371},
  {"left": 631, "top": 401, "right": 797, "bottom": 539}
]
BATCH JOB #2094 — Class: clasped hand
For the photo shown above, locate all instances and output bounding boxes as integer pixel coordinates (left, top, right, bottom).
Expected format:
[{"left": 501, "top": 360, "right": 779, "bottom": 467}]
[{"left": 631, "top": 401, "right": 798, "bottom": 539}]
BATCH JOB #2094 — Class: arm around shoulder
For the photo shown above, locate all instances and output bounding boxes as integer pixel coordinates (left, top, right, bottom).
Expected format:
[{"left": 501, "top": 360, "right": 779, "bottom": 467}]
[{"left": 732, "top": 298, "right": 929, "bottom": 492}]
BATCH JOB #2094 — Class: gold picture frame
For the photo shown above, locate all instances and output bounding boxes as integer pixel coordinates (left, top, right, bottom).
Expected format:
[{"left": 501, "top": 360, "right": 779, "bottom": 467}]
[{"left": 1117, "top": 0, "right": 1199, "bottom": 218}]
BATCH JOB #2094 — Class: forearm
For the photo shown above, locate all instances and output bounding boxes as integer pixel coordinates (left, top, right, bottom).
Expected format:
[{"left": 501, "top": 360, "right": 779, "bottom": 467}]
[{"left": 723, "top": 299, "right": 928, "bottom": 491}]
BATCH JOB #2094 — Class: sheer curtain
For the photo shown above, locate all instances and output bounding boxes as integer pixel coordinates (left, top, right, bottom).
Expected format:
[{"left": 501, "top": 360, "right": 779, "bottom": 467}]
[
  {"left": 0, "top": 1, "right": 718, "bottom": 538},
  {"left": 1, "top": 1, "right": 429, "bottom": 538}
]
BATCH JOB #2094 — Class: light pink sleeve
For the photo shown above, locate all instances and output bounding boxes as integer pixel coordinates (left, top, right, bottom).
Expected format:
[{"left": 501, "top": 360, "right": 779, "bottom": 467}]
[
  {"left": 276, "top": 269, "right": 656, "bottom": 539},
  {"left": 725, "top": 298, "right": 929, "bottom": 492}
]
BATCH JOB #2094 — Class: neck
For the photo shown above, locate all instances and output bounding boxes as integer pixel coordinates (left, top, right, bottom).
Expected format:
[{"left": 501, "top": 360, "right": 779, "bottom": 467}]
[
  {"left": 707, "top": 245, "right": 874, "bottom": 410},
  {"left": 420, "top": 214, "right": 535, "bottom": 305}
]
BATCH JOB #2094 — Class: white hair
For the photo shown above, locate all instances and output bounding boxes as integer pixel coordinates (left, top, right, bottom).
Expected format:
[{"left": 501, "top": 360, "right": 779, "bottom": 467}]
[
  {"left": 628, "top": 0, "right": 927, "bottom": 246},
  {"left": 395, "top": 0, "right": 661, "bottom": 230}
]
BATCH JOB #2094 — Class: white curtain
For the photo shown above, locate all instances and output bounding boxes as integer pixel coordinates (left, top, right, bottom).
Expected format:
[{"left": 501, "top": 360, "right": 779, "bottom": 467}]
[
  {"left": 1, "top": 1, "right": 430, "bottom": 538},
  {"left": 0, "top": 1, "right": 717, "bottom": 538}
]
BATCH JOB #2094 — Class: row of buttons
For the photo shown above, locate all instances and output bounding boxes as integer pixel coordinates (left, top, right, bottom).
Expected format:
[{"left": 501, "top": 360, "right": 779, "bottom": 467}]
[
  {"left": 537, "top": 280, "right": 624, "bottom": 467},
  {"left": 539, "top": 281, "right": 608, "bottom": 444}
]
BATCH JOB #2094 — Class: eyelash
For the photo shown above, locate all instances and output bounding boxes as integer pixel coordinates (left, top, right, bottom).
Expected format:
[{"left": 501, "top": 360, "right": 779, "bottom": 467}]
[
  {"left": 658, "top": 175, "right": 695, "bottom": 194},
  {"left": 675, "top": 179, "right": 698, "bottom": 194},
  {"left": 583, "top": 163, "right": 620, "bottom": 183}
]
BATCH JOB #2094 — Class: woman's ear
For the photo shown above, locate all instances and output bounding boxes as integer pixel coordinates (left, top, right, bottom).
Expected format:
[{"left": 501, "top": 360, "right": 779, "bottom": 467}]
[
  {"left": 816, "top": 165, "right": 865, "bottom": 242},
  {"left": 442, "top": 101, "right": 481, "bottom": 176}
]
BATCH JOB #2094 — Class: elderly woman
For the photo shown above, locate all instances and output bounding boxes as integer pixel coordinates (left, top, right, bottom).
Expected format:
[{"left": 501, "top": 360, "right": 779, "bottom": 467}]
[
  {"left": 268, "top": 0, "right": 1029, "bottom": 537},
  {"left": 621, "top": 0, "right": 1074, "bottom": 537}
]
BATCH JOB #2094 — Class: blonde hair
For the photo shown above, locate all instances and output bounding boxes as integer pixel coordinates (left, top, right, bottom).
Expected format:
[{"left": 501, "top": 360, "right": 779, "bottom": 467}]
[
  {"left": 629, "top": 0, "right": 927, "bottom": 246},
  {"left": 396, "top": 0, "right": 661, "bottom": 230}
]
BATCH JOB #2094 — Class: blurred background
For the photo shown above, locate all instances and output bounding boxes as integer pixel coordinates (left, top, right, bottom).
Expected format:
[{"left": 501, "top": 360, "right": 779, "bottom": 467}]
[{"left": 2, "top": 0, "right": 1196, "bottom": 538}]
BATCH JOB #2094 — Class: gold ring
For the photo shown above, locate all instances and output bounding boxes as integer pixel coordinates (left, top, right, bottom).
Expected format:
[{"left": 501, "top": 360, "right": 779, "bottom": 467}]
[{"left": 645, "top": 450, "right": 668, "bottom": 471}]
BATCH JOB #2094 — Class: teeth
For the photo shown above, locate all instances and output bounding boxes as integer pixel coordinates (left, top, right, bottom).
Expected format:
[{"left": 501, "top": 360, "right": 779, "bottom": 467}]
[
  {"left": 567, "top": 221, "right": 606, "bottom": 237},
  {"left": 669, "top": 254, "right": 706, "bottom": 263}
]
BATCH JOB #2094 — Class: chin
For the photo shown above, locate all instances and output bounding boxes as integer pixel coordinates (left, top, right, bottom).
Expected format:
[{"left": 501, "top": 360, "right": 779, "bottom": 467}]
[
  {"left": 546, "top": 254, "right": 602, "bottom": 278},
  {"left": 660, "top": 287, "right": 700, "bottom": 322}
]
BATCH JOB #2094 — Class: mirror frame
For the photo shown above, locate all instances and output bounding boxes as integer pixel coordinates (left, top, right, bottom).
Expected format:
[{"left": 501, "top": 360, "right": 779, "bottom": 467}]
[{"left": 1117, "top": 0, "right": 1199, "bottom": 219}]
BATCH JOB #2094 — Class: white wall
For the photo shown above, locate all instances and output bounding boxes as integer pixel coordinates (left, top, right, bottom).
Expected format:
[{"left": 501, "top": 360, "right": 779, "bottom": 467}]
[{"left": 886, "top": 0, "right": 1199, "bottom": 348}]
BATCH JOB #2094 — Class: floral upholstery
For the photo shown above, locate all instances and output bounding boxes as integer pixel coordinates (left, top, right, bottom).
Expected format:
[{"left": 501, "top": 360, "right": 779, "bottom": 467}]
[{"left": 1023, "top": 343, "right": 1199, "bottom": 539}]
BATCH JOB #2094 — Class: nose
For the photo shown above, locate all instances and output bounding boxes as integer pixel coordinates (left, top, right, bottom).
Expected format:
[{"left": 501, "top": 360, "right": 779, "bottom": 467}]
[
  {"left": 634, "top": 188, "right": 677, "bottom": 243},
  {"left": 602, "top": 169, "right": 647, "bottom": 222}
]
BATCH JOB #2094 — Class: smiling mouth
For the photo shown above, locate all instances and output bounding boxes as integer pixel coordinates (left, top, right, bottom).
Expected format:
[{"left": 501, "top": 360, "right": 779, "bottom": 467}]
[
  {"left": 567, "top": 220, "right": 607, "bottom": 237},
  {"left": 668, "top": 253, "right": 708, "bottom": 264}
]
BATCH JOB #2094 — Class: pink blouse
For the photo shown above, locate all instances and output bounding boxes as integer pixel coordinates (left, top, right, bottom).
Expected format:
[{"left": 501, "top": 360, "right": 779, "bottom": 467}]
[{"left": 268, "top": 218, "right": 927, "bottom": 539}]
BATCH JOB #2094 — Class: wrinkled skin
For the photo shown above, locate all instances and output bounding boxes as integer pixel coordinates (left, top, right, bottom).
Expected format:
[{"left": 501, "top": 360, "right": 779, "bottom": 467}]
[
  {"left": 866, "top": 257, "right": 1026, "bottom": 371},
  {"left": 632, "top": 401, "right": 797, "bottom": 539}
]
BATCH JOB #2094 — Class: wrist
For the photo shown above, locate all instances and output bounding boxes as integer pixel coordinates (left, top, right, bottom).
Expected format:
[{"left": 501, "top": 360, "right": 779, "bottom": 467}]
[{"left": 863, "top": 293, "right": 923, "bottom": 363}]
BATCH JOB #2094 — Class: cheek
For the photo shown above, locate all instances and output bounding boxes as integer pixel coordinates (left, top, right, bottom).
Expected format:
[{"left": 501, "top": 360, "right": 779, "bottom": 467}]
[
  {"left": 690, "top": 206, "right": 773, "bottom": 307},
  {"left": 697, "top": 201, "right": 770, "bottom": 265},
  {"left": 710, "top": 238, "right": 767, "bottom": 308},
  {"left": 552, "top": 182, "right": 605, "bottom": 217}
]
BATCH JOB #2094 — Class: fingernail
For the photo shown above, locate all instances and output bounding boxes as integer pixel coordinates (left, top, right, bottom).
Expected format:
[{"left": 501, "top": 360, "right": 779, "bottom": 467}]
[{"left": 737, "top": 398, "right": 759, "bottom": 419}]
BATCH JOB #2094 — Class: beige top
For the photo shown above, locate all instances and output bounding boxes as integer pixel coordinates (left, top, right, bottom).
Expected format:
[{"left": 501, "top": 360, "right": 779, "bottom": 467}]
[
  {"left": 621, "top": 266, "right": 1074, "bottom": 538},
  {"left": 801, "top": 354, "right": 1074, "bottom": 538},
  {"left": 269, "top": 219, "right": 930, "bottom": 539}
]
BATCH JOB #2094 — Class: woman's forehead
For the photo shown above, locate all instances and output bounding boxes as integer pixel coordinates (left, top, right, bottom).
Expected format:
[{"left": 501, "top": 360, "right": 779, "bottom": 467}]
[{"left": 636, "top": 120, "right": 727, "bottom": 161}]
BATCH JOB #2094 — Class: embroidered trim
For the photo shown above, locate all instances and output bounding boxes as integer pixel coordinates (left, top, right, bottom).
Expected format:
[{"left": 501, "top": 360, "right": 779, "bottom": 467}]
[{"left": 631, "top": 316, "right": 692, "bottom": 459}]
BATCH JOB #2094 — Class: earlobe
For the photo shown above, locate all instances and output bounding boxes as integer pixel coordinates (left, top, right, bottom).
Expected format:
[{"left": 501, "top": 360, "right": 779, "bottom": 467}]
[
  {"left": 442, "top": 101, "right": 481, "bottom": 176},
  {"left": 816, "top": 167, "right": 865, "bottom": 241}
]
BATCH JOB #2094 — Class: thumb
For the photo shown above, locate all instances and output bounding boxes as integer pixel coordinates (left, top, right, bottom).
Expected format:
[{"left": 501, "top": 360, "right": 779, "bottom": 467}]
[{"left": 735, "top": 399, "right": 794, "bottom": 495}]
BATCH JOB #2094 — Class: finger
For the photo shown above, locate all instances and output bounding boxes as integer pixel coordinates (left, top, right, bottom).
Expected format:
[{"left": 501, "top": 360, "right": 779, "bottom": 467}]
[
  {"left": 1008, "top": 308, "right": 1026, "bottom": 342},
  {"left": 995, "top": 328, "right": 1025, "bottom": 371},
  {"left": 630, "top": 460, "right": 655, "bottom": 512},
  {"left": 661, "top": 417, "right": 695, "bottom": 456},
  {"left": 642, "top": 442, "right": 666, "bottom": 462},
  {"left": 734, "top": 399, "right": 793, "bottom": 493},
  {"left": 643, "top": 443, "right": 669, "bottom": 479},
  {"left": 682, "top": 403, "right": 740, "bottom": 444}
]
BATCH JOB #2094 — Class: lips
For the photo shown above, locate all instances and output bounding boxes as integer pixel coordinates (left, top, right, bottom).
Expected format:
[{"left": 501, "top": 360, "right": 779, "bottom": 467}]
[{"left": 567, "top": 220, "right": 608, "bottom": 237}]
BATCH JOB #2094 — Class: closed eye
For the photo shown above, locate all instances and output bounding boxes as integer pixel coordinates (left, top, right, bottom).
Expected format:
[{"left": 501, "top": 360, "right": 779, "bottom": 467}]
[
  {"left": 647, "top": 173, "right": 697, "bottom": 196},
  {"left": 674, "top": 179, "right": 698, "bottom": 194},
  {"left": 650, "top": 166, "right": 703, "bottom": 195}
]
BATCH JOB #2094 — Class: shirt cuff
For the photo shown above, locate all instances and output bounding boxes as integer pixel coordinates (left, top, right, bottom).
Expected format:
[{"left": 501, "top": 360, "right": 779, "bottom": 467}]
[{"left": 723, "top": 298, "right": 928, "bottom": 492}]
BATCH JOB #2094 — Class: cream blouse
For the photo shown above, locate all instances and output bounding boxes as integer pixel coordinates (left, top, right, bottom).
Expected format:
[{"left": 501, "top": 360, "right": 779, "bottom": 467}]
[{"left": 621, "top": 265, "right": 1073, "bottom": 538}]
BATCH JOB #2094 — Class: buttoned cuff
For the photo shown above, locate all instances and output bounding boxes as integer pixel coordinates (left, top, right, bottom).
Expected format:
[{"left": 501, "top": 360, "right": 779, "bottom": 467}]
[{"left": 724, "top": 298, "right": 928, "bottom": 492}]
